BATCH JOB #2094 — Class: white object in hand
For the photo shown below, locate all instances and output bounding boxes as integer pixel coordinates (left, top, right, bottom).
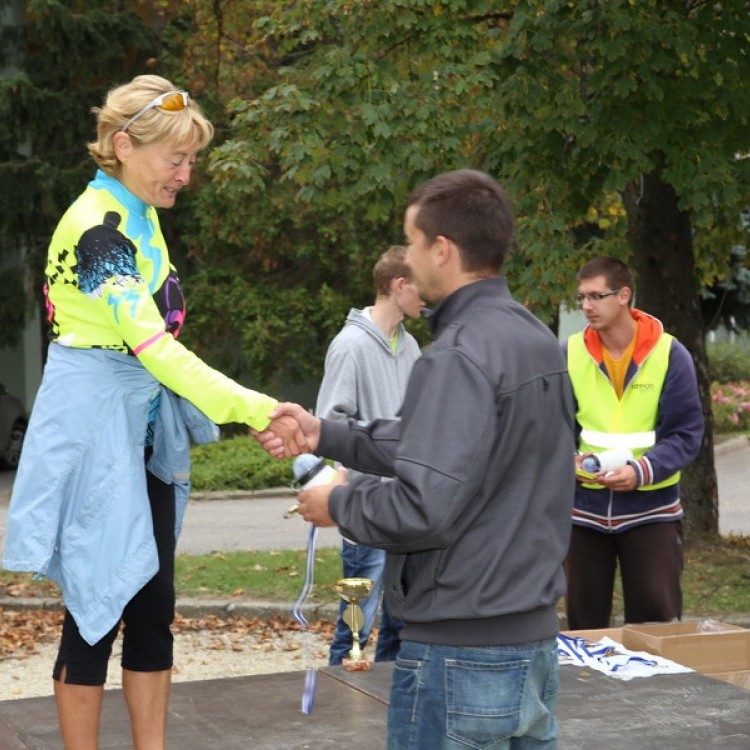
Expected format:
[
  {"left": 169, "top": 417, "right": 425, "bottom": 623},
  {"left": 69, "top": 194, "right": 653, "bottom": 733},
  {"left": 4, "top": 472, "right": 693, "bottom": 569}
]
[
  {"left": 293, "top": 454, "right": 338, "bottom": 488},
  {"left": 581, "top": 448, "right": 634, "bottom": 474}
]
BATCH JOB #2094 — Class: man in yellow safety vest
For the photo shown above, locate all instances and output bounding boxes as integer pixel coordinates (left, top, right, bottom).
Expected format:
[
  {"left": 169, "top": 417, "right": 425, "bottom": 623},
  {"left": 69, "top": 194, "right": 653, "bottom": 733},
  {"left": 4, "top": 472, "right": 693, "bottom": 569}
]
[{"left": 565, "top": 256, "right": 703, "bottom": 630}]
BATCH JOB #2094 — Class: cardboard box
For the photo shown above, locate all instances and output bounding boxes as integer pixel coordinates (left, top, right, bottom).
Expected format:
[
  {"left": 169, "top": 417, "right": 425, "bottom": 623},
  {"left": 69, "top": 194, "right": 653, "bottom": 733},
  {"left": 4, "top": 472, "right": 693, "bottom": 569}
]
[
  {"left": 623, "top": 620, "right": 750, "bottom": 673},
  {"left": 707, "top": 669, "right": 750, "bottom": 691}
]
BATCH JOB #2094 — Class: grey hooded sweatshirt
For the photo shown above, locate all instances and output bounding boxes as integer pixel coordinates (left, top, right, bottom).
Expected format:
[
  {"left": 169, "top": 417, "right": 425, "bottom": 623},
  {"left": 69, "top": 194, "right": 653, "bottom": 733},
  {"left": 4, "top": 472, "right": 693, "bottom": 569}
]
[{"left": 315, "top": 307, "right": 420, "bottom": 427}]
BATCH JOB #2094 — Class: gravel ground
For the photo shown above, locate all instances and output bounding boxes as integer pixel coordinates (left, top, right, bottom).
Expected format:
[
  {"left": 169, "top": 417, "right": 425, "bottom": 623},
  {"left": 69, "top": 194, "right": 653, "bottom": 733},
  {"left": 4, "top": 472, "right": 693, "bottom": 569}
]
[{"left": 0, "top": 615, "right": 333, "bottom": 702}]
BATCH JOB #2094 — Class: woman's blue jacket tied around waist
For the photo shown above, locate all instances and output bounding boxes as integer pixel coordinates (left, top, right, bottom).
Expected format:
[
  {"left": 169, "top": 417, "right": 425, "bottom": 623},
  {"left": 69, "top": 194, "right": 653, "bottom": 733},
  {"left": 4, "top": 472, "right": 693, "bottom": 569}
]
[{"left": 2, "top": 343, "right": 219, "bottom": 644}]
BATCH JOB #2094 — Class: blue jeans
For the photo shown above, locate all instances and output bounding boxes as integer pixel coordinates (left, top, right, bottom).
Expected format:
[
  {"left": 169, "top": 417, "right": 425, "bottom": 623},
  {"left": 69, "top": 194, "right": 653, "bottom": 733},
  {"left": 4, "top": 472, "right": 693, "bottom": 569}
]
[
  {"left": 328, "top": 540, "right": 402, "bottom": 665},
  {"left": 387, "top": 639, "right": 560, "bottom": 750}
]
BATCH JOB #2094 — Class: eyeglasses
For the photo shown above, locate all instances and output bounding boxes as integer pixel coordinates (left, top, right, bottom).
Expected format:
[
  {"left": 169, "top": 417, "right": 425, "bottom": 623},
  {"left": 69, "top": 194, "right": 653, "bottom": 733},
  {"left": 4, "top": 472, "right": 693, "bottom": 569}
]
[
  {"left": 120, "top": 91, "right": 190, "bottom": 133},
  {"left": 576, "top": 288, "right": 622, "bottom": 304}
]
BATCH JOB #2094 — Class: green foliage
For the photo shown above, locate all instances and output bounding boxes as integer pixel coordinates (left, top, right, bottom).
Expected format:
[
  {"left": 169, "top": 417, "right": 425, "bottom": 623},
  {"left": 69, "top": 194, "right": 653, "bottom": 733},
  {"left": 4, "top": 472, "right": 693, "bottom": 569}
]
[
  {"left": 190, "top": 434, "right": 294, "bottom": 492},
  {"left": 708, "top": 341, "right": 750, "bottom": 431},
  {"left": 708, "top": 342, "right": 750, "bottom": 384},
  {"left": 178, "top": 176, "right": 394, "bottom": 387},
  {"left": 488, "top": 0, "right": 750, "bottom": 321},
  {"left": 180, "top": 268, "right": 347, "bottom": 387},
  {"left": 12, "top": 0, "right": 750, "bottom": 389},
  {"left": 194, "top": 0, "right": 750, "bottom": 336},
  {"left": 166, "top": 5, "right": 437, "bottom": 386}
]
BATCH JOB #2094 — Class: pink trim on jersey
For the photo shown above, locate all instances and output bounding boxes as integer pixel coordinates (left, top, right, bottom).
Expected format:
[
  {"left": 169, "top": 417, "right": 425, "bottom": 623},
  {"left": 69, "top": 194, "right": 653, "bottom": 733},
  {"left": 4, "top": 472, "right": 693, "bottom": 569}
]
[{"left": 133, "top": 331, "right": 167, "bottom": 355}]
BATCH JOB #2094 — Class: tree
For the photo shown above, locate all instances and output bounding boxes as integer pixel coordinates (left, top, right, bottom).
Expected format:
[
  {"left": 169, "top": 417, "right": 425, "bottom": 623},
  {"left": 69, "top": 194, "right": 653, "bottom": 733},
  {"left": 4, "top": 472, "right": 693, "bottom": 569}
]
[
  {"left": 8, "top": 1, "right": 748, "bottom": 534},
  {"left": 487, "top": 1, "right": 750, "bottom": 535},
  {"left": 159, "top": 0, "right": 432, "bottom": 390},
  {"left": 205, "top": 0, "right": 750, "bottom": 535}
]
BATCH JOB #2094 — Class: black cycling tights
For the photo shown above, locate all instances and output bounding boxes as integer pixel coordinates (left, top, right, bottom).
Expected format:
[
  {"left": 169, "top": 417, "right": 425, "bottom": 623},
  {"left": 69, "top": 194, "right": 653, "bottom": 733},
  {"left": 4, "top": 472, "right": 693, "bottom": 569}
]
[{"left": 53, "top": 470, "right": 176, "bottom": 685}]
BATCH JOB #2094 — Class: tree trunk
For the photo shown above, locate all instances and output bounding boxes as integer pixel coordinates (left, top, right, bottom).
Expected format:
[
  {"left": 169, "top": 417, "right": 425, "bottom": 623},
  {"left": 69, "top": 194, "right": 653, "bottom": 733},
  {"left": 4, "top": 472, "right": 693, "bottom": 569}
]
[{"left": 621, "top": 171, "right": 718, "bottom": 538}]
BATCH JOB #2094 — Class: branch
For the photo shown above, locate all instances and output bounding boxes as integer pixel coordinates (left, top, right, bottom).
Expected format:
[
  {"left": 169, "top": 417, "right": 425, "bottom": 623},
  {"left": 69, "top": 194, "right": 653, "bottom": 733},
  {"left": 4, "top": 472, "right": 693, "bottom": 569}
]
[{"left": 467, "top": 12, "right": 514, "bottom": 24}]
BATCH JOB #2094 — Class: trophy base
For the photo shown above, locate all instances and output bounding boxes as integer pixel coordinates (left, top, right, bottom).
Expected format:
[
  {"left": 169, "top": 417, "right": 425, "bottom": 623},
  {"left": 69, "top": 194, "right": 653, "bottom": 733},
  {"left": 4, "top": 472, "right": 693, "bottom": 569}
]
[{"left": 342, "top": 657, "right": 372, "bottom": 672}]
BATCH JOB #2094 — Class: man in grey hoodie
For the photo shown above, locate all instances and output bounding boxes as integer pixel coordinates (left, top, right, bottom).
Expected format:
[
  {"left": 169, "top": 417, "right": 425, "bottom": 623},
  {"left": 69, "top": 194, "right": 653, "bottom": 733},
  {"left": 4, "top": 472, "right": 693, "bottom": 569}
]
[
  {"left": 260, "top": 170, "right": 575, "bottom": 749},
  {"left": 316, "top": 245, "right": 424, "bottom": 665}
]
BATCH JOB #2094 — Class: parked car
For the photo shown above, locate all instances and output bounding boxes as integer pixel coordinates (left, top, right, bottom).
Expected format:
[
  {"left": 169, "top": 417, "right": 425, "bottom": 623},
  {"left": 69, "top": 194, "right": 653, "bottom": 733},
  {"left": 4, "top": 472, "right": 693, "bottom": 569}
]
[{"left": 0, "top": 383, "right": 27, "bottom": 470}]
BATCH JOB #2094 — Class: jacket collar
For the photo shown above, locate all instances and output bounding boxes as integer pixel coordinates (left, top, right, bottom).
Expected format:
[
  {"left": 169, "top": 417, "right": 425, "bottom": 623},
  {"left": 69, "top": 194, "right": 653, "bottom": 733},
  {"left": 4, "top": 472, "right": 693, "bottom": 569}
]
[
  {"left": 90, "top": 169, "right": 149, "bottom": 220},
  {"left": 583, "top": 308, "right": 664, "bottom": 365},
  {"left": 426, "top": 277, "right": 511, "bottom": 337}
]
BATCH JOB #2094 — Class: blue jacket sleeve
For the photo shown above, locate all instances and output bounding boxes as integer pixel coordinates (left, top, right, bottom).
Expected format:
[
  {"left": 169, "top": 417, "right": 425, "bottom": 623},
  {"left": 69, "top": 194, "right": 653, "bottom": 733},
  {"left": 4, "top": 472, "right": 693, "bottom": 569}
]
[{"left": 646, "top": 340, "right": 704, "bottom": 484}]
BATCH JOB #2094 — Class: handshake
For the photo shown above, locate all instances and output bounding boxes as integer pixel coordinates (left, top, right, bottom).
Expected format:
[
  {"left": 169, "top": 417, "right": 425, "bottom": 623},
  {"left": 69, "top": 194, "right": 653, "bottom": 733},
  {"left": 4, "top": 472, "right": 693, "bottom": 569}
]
[
  {"left": 253, "top": 403, "right": 344, "bottom": 528},
  {"left": 253, "top": 402, "right": 322, "bottom": 459}
]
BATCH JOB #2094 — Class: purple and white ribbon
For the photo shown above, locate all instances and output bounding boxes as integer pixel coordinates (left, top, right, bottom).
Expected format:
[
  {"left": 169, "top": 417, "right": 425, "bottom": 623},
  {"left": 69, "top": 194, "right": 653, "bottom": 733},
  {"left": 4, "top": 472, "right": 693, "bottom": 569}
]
[{"left": 292, "top": 524, "right": 319, "bottom": 714}]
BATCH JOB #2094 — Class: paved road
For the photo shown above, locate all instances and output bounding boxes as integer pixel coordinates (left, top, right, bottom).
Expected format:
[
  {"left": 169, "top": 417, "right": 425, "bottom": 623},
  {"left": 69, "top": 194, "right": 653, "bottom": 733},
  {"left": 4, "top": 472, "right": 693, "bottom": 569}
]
[
  {"left": 0, "top": 437, "right": 748, "bottom": 554},
  {"left": 714, "top": 438, "right": 749, "bottom": 537},
  {"left": 173, "top": 493, "right": 343, "bottom": 553},
  {"left": 0, "top": 479, "right": 342, "bottom": 554}
]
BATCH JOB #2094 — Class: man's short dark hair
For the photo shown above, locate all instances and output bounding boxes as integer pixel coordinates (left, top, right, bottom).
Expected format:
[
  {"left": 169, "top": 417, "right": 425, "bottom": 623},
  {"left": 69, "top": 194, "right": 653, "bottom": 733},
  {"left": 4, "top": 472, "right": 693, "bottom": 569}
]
[
  {"left": 407, "top": 169, "right": 515, "bottom": 273},
  {"left": 578, "top": 256, "right": 634, "bottom": 297},
  {"left": 373, "top": 245, "right": 412, "bottom": 297}
]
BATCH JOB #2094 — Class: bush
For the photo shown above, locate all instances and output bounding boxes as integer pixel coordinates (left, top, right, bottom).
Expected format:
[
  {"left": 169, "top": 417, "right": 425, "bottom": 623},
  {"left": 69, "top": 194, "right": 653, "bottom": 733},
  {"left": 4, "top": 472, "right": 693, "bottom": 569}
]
[
  {"left": 190, "top": 434, "right": 294, "bottom": 491},
  {"left": 711, "top": 381, "right": 750, "bottom": 432},
  {"left": 708, "top": 341, "right": 750, "bottom": 383}
]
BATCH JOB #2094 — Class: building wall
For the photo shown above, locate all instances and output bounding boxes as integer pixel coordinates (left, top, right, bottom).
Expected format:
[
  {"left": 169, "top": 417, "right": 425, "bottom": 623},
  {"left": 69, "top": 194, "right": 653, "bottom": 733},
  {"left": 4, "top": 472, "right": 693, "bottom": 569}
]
[
  {"left": 558, "top": 307, "right": 587, "bottom": 341},
  {"left": 0, "top": 309, "right": 42, "bottom": 412}
]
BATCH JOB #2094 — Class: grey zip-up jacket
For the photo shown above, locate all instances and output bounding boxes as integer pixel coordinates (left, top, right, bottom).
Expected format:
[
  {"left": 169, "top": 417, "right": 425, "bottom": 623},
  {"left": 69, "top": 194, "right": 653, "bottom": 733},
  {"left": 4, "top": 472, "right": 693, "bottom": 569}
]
[
  {"left": 315, "top": 307, "right": 420, "bottom": 428},
  {"left": 319, "top": 277, "right": 576, "bottom": 647}
]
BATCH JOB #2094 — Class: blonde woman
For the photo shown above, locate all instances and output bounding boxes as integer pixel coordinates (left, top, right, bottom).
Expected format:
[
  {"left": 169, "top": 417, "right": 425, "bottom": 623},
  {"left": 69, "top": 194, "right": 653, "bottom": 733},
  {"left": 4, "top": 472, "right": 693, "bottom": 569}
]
[{"left": 3, "top": 75, "right": 303, "bottom": 749}]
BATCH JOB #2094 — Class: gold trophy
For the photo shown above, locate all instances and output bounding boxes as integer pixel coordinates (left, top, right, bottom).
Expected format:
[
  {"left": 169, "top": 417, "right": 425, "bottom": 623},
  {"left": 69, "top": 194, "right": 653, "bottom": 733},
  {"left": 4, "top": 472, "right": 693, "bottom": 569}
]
[{"left": 333, "top": 577, "right": 374, "bottom": 671}]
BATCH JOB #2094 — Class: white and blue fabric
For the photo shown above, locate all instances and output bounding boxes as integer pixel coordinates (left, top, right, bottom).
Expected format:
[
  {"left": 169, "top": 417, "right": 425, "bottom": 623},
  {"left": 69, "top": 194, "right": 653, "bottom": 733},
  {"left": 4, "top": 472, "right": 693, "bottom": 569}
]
[{"left": 557, "top": 634, "right": 693, "bottom": 681}]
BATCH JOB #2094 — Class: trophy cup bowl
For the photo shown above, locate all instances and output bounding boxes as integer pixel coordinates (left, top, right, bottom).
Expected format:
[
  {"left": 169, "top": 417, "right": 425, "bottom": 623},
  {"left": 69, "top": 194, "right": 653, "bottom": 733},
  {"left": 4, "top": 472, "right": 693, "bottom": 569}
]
[{"left": 333, "top": 577, "right": 375, "bottom": 671}]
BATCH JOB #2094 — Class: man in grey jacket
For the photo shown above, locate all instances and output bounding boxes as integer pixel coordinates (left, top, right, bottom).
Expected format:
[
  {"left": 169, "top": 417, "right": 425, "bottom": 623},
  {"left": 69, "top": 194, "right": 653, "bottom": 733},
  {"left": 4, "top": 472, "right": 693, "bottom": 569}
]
[
  {"left": 317, "top": 245, "right": 423, "bottom": 665},
  {"left": 260, "top": 169, "right": 575, "bottom": 749}
]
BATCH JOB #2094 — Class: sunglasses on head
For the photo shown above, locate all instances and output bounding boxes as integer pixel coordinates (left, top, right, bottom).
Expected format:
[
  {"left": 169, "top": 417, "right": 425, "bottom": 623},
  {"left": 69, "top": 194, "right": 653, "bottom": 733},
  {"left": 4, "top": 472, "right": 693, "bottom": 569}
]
[{"left": 120, "top": 91, "right": 190, "bottom": 133}]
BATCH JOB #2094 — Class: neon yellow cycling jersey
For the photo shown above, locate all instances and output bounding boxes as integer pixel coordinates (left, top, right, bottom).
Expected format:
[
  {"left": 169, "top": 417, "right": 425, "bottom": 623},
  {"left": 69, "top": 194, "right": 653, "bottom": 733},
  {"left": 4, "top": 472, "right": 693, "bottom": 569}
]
[{"left": 44, "top": 170, "right": 277, "bottom": 430}]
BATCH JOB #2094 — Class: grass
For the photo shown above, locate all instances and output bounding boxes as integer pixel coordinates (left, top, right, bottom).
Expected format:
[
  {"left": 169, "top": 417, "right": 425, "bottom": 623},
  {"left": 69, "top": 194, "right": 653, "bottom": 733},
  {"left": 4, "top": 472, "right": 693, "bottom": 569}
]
[
  {"left": 0, "top": 548, "right": 344, "bottom": 607},
  {"left": 604, "top": 534, "right": 750, "bottom": 620},
  {"left": 173, "top": 548, "right": 342, "bottom": 602},
  {"left": 1, "top": 536, "right": 749, "bottom": 619},
  {"left": 680, "top": 535, "right": 750, "bottom": 615}
]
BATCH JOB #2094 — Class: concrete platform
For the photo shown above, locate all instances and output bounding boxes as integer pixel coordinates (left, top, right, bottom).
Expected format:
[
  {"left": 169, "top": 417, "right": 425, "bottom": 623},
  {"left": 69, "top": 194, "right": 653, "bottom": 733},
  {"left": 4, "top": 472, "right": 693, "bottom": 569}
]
[
  {"left": 0, "top": 669, "right": 387, "bottom": 750},
  {"left": 1, "top": 663, "right": 748, "bottom": 749}
]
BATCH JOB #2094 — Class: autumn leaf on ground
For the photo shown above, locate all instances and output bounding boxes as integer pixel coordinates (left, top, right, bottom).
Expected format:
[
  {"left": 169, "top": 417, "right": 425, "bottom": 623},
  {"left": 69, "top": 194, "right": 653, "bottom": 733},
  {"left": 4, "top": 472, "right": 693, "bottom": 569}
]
[{"left": 0, "top": 608, "right": 64, "bottom": 659}]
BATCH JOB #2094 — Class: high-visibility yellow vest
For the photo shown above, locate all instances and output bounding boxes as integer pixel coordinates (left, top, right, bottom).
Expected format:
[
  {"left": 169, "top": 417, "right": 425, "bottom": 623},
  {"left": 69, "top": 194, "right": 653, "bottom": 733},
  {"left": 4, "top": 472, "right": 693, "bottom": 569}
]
[{"left": 568, "top": 332, "right": 679, "bottom": 491}]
